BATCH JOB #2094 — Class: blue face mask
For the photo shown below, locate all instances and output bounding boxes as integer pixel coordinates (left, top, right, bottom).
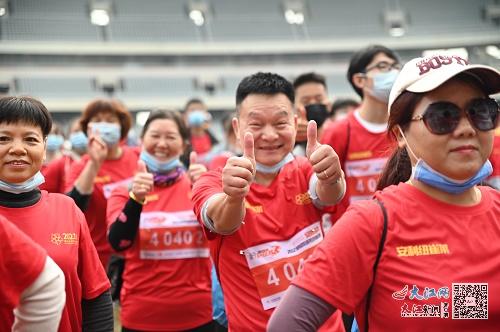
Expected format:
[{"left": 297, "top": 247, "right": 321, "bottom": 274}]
[
  {"left": 399, "top": 127, "right": 493, "bottom": 194},
  {"left": 0, "top": 171, "right": 45, "bottom": 194},
  {"left": 91, "top": 122, "right": 121, "bottom": 147},
  {"left": 413, "top": 159, "right": 493, "bottom": 194},
  {"left": 187, "top": 111, "right": 208, "bottom": 128},
  {"left": 369, "top": 70, "right": 399, "bottom": 103},
  {"left": 46, "top": 134, "right": 64, "bottom": 152},
  {"left": 140, "top": 150, "right": 182, "bottom": 173},
  {"left": 69, "top": 131, "right": 88, "bottom": 151},
  {"left": 255, "top": 153, "right": 294, "bottom": 174}
]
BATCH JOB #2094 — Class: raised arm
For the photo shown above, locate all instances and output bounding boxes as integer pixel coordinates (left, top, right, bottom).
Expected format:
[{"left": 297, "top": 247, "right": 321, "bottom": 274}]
[
  {"left": 306, "top": 120, "right": 345, "bottom": 205},
  {"left": 206, "top": 132, "right": 255, "bottom": 234}
]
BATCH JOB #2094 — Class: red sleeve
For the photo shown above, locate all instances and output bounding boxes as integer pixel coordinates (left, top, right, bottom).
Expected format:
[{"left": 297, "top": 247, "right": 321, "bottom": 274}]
[
  {"left": 64, "top": 156, "right": 89, "bottom": 193},
  {"left": 209, "top": 155, "right": 230, "bottom": 170},
  {"left": 40, "top": 156, "right": 65, "bottom": 193},
  {"left": 191, "top": 169, "right": 224, "bottom": 240},
  {"left": 292, "top": 199, "right": 385, "bottom": 314},
  {"left": 0, "top": 216, "right": 46, "bottom": 308},
  {"left": 75, "top": 207, "right": 111, "bottom": 299},
  {"left": 106, "top": 186, "right": 130, "bottom": 229},
  {"left": 320, "top": 118, "right": 349, "bottom": 165}
]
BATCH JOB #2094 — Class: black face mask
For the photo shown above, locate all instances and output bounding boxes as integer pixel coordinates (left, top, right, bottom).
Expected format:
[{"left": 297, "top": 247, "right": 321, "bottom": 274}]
[{"left": 305, "top": 103, "right": 329, "bottom": 127}]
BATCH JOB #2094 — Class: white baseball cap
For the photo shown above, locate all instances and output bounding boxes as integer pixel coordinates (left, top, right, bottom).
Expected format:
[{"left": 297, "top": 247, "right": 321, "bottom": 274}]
[{"left": 388, "top": 54, "right": 500, "bottom": 113}]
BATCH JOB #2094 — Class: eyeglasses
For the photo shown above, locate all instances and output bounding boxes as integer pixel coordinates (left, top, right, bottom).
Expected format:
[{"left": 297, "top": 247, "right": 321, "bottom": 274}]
[
  {"left": 363, "top": 61, "right": 402, "bottom": 73},
  {"left": 411, "top": 98, "right": 499, "bottom": 135}
]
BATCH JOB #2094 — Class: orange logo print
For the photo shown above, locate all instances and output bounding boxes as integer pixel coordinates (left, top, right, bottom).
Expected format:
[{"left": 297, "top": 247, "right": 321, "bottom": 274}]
[
  {"left": 94, "top": 175, "right": 111, "bottom": 184},
  {"left": 50, "top": 233, "right": 78, "bottom": 245},
  {"left": 51, "top": 233, "right": 63, "bottom": 245},
  {"left": 396, "top": 243, "right": 450, "bottom": 257},
  {"left": 245, "top": 200, "right": 263, "bottom": 213},
  {"left": 295, "top": 192, "right": 312, "bottom": 205}
]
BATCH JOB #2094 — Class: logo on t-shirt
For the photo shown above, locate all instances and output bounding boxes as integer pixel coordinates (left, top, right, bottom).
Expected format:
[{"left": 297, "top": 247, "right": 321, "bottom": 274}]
[
  {"left": 245, "top": 200, "right": 263, "bottom": 213},
  {"left": 347, "top": 150, "right": 373, "bottom": 160},
  {"left": 94, "top": 175, "right": 111, "bottom": 184},
  {"left": 50, "top": 232, "right": 78, "bottom": 245},
  {"left": 396, "top": 243, "right": 450, "bottom": 257},
  {"left": 295, "top": 192, "right": 312, "bottom": 205}
]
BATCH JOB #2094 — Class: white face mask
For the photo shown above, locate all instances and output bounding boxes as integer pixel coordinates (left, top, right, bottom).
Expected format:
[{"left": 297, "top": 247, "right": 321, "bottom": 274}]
[{"left": 0, "top": 172, "right": 45, "bottom": 194}]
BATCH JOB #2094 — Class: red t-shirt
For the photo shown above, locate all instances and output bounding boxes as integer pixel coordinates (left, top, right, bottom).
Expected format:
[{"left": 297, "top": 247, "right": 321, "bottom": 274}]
[
  {"left": 321, "top": 111, "right": 395, "bottom": 222},
  {"left": 294, "top": 183, "right": 500, "bottom": 331},
  {"left": 486, "top": 128, "right": 500, "bottom": 189},
  {"left": 208, "top": 151, "right": 233, "bottom": 170},
  {"left": 0, "top": 192, "right": 110, "bottom": 332},
  {"left": 0, "top": 216, "right": 46, "bottom": 332},
  {"left": 192, "top": 157, "right": 344, "bottom": 332},
  {"left": 191, "top": 132, "right": 213, "bottom": 155},
  {"left": 65, "top": 146, "right": 139, "bottom": 268},
  {"left": 40, "top": 155, "right": 75, "bottom": 194},
  {"left": 107, "top": 174, "right": 212, "bottom": 331}
]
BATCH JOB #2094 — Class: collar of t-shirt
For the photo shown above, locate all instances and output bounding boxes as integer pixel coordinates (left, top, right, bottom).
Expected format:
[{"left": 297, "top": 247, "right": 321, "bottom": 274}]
[
  {"left": 0, "top": 189, "right": 41, "bottom": 208},
  {"left": 353, "top": 110, "right": 387, "bottom": 134}
]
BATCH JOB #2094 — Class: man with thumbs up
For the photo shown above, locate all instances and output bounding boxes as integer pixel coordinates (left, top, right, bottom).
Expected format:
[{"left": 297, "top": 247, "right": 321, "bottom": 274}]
[{"left": 192, "top": 72, "right": 346, "bottom": 331}]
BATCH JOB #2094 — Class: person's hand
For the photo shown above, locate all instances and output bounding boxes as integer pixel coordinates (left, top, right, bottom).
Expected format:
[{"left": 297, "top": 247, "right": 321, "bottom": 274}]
[
  {"left": 131, "top": 160, "right": 154, "bottom": 202},
  {"left": 306, "top": 120, "right": 342, "bottom": 185},
  {"left": 188, "top": 151, "right": 207, "bottom": 184},
  {"left": 87, "top": 129, "right": 107, "bottom": 167},
  {"left": 221, "top": 132, "right": 256, "bottom": 198}
]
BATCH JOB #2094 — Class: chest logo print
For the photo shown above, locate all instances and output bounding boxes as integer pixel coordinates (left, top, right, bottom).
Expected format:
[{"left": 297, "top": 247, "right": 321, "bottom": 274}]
[{"left": 50, "top": 232, "right": 78, "bottom": 245}]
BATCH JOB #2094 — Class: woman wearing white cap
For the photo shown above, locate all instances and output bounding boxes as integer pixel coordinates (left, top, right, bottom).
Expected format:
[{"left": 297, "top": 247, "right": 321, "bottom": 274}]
[{"left": 267, "top": 54, "right": 500, "bottom": 331}]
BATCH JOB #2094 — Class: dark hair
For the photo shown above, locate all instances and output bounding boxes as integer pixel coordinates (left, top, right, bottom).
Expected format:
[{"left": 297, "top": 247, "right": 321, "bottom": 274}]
[
  {"left": 184, "top": 98, "right": 206, "bottom": 112},
  {"left": 331, "top": 98, "right": 360, "bottom": 115},
  {"left": 347, "top": 45, "right": 400, "bottom": 98},
  {"left": 293, "top": 72, "right": 327, "bottom": 91},
  {"left": 80, "top": 99, "right": 132, "bottom": 139},
  {"left": 235, "top": 72, "right": 294, "bottom": 113},
  {"left": 141, "top": 109, "right": 189, "bottom": 143},
  {"left": 376, "top": 91, "right": 422, "bottom": 190},
  {"left": 0, "top": 96, "right": 52, "bottom": 136}
]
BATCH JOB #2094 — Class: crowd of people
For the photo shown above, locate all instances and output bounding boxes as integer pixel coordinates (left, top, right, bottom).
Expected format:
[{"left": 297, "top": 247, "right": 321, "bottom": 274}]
[{"left": 0, "top": 45, "right": 499, "bottom": 332}]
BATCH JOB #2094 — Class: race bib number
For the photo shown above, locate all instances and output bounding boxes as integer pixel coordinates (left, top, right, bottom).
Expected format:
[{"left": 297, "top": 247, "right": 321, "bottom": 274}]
[
  {"left": 345, "top": 158, "right": 387, "bottom": 202},
  {"left": 102, "top": 177, "right": 134, "bottom": 199},
  {"left": 139, "top": 210, "right": 209, "bottom": 260},
  {"left": 243, "top": 222, "right": 323, "bottom": 310}
]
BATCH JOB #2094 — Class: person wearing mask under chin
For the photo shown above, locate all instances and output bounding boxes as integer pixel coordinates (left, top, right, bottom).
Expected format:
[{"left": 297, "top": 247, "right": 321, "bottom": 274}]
[
  {"left": 106, "top": 109, "right": 215, "bottom": 332},
  {"left": 182, "top": 98, "right": 219, "bottom": 167},
  {"left": 192, "top": 72, "right": 346, "bottom": 332},
  {"left": 268, "top": 53, "right": 500, "bottom": 332}
]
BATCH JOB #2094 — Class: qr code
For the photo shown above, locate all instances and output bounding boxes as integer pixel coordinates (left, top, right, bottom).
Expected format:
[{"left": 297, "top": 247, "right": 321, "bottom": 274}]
[{"left": 452, "top": 283, "right": 488, "bottom": 319}]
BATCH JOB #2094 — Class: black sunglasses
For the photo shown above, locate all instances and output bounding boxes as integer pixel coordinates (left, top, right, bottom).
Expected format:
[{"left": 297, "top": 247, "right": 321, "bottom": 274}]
[{"left": 411, "top": 98, "right": 499, "bottom": 135}]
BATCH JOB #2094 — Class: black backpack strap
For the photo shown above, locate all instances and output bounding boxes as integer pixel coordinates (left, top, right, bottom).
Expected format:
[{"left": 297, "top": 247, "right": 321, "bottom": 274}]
[{"left": 364, "top": 199, "right": 388, "bottom": 332}]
